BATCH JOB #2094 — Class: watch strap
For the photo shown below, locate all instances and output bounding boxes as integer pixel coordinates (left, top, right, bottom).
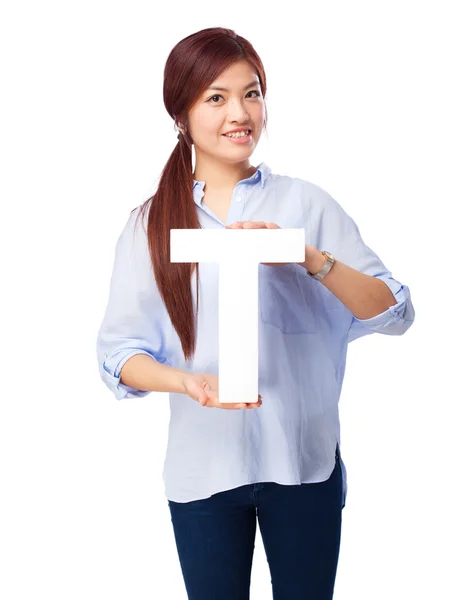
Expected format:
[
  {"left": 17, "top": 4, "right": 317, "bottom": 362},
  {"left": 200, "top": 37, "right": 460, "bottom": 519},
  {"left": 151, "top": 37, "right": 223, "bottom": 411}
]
[{"left": 307, "top": 251, "right": 335, "bottom": 281}]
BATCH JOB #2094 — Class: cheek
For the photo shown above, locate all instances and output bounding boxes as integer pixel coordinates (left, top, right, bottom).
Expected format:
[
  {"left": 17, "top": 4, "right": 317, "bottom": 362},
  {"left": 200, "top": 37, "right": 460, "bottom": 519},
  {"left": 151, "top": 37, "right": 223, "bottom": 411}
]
[
  {"left": 191, "top": 111, "right": 222, "bottom": 138},
  {"left": 257, "top": 104, "right": 266, "bottom": 122}
]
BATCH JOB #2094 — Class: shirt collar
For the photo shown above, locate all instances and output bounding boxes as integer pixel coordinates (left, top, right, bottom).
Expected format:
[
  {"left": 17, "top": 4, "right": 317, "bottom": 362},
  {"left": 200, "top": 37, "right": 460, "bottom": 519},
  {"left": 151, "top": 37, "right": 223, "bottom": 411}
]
[{"left": 192, "top": 162, "right": 271, "bottom": 192}]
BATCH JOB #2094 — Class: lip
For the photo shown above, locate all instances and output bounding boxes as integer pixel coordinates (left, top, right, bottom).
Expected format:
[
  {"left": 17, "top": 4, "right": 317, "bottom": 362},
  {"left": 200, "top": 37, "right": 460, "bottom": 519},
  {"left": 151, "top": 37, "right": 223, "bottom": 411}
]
[
  {"left": 222, "top": 131, "right": 253, "bottom": 144},
  {"left": 222, "top": 127, "right": 252, "bottom": 135}
]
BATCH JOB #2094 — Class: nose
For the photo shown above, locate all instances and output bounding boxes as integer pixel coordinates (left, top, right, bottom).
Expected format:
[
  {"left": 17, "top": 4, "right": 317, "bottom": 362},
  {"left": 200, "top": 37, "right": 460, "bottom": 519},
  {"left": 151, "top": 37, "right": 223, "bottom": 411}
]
[{"left": 227, "top": 99, "right": 250, "bottom": 123}]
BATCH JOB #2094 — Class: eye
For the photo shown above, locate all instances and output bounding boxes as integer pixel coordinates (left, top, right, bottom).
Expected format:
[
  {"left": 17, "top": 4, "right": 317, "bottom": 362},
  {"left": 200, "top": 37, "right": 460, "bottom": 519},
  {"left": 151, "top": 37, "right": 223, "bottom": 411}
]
[{"left": 207, "top": 90, "right": 261, "bottom": 103}]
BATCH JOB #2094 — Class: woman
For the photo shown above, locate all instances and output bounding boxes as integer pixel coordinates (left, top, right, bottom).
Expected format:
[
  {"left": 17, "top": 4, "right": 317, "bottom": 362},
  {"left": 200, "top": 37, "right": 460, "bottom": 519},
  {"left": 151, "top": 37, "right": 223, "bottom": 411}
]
[{"left": 96, "top": 27, "right": 415, "bottom": 600}]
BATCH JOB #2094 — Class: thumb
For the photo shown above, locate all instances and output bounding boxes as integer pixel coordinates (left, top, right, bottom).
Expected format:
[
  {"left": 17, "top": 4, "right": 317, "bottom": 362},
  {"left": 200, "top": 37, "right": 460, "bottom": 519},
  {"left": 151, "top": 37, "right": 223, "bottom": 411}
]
[{"left": 199, "top": 381, "right": 211, "bottom": 406}]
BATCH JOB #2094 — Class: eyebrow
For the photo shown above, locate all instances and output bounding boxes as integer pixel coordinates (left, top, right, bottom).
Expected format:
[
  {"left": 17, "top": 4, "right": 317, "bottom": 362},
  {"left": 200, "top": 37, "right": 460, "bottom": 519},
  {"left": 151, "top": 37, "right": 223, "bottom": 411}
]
[{"left": 207, "top": 79, "right": 260, "bottom": 92}]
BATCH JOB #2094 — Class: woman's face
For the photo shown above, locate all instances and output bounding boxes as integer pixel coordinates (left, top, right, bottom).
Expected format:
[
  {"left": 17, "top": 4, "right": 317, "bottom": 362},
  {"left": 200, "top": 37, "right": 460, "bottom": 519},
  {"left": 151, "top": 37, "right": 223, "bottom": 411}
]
[{"left": 187, "top": 59, "right": 265, "bottom": 164}]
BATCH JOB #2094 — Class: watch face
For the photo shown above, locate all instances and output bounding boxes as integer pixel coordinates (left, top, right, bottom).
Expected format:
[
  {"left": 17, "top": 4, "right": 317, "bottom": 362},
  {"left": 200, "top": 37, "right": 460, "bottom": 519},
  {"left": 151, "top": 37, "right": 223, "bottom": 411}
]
[{"left": 324, "top": 251, "right": 335, "bottom": 260}]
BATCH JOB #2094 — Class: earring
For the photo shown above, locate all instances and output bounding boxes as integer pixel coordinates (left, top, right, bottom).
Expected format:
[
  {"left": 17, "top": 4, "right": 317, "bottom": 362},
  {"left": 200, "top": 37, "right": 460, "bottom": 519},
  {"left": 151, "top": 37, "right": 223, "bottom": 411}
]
[{"left": 175, "top": 121, "right": 187, "bottom": 139}]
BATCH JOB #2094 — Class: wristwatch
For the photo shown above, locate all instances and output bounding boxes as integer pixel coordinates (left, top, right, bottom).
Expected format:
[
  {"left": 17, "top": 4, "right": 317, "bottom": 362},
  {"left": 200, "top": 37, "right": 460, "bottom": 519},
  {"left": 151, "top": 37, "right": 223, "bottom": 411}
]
[{"left": 307, "top": 250, "right": 336, "bottom": 281}]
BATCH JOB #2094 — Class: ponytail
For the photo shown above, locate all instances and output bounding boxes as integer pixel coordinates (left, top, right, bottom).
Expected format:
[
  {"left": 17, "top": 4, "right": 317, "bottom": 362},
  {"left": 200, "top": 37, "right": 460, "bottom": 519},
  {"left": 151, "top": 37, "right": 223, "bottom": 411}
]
[{"left": 137, "top": 124, "right": 200, "bottom": 362}]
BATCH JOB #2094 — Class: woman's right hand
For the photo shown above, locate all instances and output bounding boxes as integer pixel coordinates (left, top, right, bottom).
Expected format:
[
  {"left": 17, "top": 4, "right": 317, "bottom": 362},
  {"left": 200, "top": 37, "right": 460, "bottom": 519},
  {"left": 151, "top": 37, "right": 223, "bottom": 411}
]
[{"left": 182, "top": 372, "right": 262, "bottom": 410}]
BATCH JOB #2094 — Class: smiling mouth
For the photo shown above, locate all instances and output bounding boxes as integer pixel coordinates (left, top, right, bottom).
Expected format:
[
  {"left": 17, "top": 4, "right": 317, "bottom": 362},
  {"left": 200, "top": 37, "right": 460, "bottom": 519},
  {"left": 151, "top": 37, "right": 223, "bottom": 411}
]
[{"left": 222, "top": 129, "right": 252, "bottom": 138}]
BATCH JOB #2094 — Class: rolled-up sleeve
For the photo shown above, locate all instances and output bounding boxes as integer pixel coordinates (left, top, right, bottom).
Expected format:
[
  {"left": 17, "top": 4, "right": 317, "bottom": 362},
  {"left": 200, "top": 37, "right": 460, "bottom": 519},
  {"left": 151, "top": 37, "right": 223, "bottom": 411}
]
[
  {"left": 96, "top": 207, "right": 170, "bottom": 400},
  {"left": 346, "top": 279, "right": 415, "bottom": 343},
  {"left": 308, "top": 184, "right": 416, "bottom": 343}
]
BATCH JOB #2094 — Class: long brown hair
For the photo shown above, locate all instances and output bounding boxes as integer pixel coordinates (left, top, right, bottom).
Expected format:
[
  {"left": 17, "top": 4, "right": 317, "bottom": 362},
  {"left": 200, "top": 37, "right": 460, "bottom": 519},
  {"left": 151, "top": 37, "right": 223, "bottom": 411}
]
[{"left": 135, "top": 27, "right": 268, "bottom": 362}]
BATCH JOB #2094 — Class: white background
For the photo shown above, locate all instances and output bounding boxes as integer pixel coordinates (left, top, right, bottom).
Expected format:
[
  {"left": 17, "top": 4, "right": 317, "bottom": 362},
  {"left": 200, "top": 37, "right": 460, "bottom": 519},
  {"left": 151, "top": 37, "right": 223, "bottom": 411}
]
[{"left": 1, "top": 1, "right": 467, "bottom": 598}]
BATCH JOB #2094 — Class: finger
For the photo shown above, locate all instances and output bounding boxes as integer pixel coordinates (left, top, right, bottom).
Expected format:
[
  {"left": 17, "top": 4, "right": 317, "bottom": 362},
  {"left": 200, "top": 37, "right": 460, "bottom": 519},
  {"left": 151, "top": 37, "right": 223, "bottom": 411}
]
[
  {"left": 199, "top": 382, "right": 210, "bottom": 406},
  {"left": 239, "top": 402, "right": 262, "bottom": 409},
  {"left": 243, "top": 221, "right": 266, "bottom": 228},
  {"left": 232, "top": 221, "right": 253, "bottom": 228},
  {"left": 217, "top": 397, "right": 262, "bottom": 409}
]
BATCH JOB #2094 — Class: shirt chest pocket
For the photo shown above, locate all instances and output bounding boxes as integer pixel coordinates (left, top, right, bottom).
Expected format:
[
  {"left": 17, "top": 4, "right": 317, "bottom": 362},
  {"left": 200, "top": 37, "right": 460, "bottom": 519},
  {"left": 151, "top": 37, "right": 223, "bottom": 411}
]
[{"left": 259, "top": 265, "right": 318, "bottom": 334}]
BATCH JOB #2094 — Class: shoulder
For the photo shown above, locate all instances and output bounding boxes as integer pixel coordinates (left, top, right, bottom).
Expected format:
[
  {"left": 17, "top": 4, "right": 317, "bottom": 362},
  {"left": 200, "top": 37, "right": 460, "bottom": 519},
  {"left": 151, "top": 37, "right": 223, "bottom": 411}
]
[
  {"left": 268, "top": 170, "right": 342, "bottom": 212},
  {"left": 114, "top": 202, "right": 151, "bottom": 260},
  {"left": 127, "top": 201, "right": 152, "bottom": 237}
]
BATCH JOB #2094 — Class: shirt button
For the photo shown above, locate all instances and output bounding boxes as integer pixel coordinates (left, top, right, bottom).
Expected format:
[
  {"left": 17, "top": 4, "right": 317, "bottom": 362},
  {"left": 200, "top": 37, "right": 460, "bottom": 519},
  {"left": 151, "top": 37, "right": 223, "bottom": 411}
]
[{"left": 236, "top": 196, "right": 242, "bottom": 203}]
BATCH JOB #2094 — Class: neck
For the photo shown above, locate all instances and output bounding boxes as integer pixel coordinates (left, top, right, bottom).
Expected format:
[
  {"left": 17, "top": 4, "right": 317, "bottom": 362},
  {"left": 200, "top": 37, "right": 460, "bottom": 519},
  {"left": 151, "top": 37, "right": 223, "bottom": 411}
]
[{"left": 193, "top": 153, "right": 257, "bottom": 191}]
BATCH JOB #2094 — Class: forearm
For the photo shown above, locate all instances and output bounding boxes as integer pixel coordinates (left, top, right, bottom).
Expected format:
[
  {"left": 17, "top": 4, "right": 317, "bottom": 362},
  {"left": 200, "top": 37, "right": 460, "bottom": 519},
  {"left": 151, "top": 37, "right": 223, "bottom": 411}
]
[
  {"left": 120, "top": 353, "right": 188, "bottom": 394},
  {"left": 299, "top": 245, "right": 397, "bottom": 320}
]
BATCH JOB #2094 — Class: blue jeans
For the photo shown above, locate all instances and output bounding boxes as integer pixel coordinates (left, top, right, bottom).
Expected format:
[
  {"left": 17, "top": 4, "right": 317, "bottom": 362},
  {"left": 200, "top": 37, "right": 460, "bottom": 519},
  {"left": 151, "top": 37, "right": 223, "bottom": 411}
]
[{"left": 168, "top": 444, "right": 343, "bottom": 599}]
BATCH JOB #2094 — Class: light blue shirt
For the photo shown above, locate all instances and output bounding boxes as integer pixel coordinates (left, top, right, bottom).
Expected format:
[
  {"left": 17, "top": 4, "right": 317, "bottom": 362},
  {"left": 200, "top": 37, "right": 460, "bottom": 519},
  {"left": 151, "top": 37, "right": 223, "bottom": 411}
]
[{"left": 96, "top": 162, "right": 415, "bottom": 505}]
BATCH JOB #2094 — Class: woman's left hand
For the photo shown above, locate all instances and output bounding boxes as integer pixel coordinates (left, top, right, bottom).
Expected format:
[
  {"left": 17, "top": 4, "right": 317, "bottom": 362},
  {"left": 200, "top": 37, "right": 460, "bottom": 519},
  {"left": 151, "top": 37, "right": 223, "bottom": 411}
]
[{"left": 225, "top": 220, "right": 288, "bottom": 267}]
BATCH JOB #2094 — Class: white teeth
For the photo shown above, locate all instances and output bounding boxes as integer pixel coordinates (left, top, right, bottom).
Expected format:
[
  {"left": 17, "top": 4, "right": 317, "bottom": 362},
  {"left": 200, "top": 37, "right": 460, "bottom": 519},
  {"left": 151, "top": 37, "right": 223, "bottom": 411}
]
[{"left": 225, "top": 130, "right": 250, "bottom": 138}]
